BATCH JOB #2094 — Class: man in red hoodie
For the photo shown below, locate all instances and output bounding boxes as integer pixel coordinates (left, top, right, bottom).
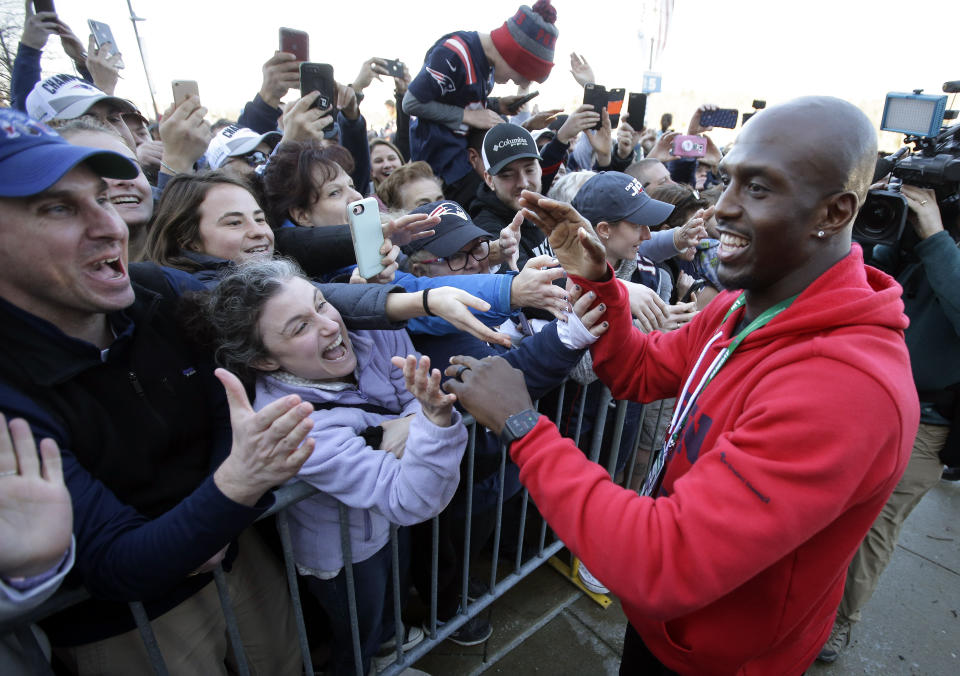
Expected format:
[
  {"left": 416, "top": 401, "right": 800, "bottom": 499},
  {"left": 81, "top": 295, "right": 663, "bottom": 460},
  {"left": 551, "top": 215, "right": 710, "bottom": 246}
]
[{"left": 443, "top": 96, "right": 919, "bottom": 675}]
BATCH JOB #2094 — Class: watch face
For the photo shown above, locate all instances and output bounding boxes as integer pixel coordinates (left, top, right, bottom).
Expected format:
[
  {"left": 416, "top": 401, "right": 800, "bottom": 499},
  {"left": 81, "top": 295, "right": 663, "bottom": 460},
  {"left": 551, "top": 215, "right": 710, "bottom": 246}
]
[{"left": 502, "top": 409, "right": 540, "bottom": 445}]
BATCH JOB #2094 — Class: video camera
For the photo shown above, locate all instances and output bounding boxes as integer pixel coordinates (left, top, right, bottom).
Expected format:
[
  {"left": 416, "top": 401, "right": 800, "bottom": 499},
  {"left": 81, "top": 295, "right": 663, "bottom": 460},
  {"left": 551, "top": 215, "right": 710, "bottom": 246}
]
[{"left": 853, "top": 82, "right": 960, "bottom": 248}]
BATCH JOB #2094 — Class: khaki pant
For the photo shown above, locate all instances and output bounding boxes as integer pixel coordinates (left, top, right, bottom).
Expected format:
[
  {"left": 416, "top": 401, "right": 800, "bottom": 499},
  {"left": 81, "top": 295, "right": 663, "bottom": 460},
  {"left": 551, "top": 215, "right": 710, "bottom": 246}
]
[
  {"left": 57, "top": 529, "right": 300, "bottom": 676},
  {"left": 838, "top": 422, "right": 947, "bottom": 623}
]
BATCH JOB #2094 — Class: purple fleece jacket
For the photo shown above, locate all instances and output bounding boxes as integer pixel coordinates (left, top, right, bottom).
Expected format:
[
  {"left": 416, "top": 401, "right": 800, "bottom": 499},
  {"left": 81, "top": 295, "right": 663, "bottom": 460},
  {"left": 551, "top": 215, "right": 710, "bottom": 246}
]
[{"left": 253, "top": 328, "right": 467, "bottom": 573}]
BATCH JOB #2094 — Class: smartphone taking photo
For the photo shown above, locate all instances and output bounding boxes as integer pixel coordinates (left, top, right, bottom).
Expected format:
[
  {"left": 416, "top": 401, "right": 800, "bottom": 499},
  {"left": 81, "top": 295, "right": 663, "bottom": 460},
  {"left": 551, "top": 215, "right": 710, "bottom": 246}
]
[
  {"left": 279, "top": 27, "right": 309, "bottom": 62},
  {"left": 698, "top": 108, "right": 738, "bottom": 129},
  {"left": 171, "top": 80, "right": 199, "bottom": 108},
  {"left": 348, "top": 198, "right": 386, "bottom": 279},
  {"left": 88, "top": 19, "right": 124, "bottom": 69},
  {"left": 672, "top": 135, "right": 707, "bottom": 158},
  {"left": 300, "top": 62, "right": 336, "bottom": 112},
  {"left": 507, "top": 90, "right": 539, "bottom": 115},
  {"left": 626, "top": 93, "right": 647, "bottom": 130},
  {"left": 382, "top": 59, "right": 405, "bottom": 78},
  {"left": 606, "top": 88, "right": 625, "bottom": 127},
  {"left": 583, "top": 84, "right": 607, "bottom": 130}
]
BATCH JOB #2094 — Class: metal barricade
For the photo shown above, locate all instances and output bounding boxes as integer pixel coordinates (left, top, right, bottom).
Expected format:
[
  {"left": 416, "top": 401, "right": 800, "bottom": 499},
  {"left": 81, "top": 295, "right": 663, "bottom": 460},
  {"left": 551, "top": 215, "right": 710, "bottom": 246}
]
[{"left": 0, "top": 381, "right": 652, "bottom": 676}]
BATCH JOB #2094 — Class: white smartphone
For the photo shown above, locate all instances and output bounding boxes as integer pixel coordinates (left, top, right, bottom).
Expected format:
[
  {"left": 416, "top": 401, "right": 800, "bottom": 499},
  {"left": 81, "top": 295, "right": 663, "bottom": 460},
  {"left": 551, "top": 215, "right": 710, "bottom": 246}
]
[
  {"left": 171, "top": 80, "right": 199, "bottom": 108},
  {"left": 87, "top": 19, "right": 124, "bottom": 69},
  {"left": 348, "top": 198, "right": 385, "bottom": 279}
]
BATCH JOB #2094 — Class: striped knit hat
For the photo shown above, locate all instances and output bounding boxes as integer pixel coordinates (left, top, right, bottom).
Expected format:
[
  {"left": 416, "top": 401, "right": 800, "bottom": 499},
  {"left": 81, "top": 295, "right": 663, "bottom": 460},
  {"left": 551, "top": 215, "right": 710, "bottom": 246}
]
[{"left": 490, "top": 1, "right": 559, "bottom": 83}]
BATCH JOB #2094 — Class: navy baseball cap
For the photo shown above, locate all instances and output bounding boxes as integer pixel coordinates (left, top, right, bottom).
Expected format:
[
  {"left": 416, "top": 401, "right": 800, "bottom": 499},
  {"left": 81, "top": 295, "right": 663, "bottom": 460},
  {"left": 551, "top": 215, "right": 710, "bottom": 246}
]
[
  {"left": 403, "top": 201, "right": 492, "bottom": 257},
  {"left": 0, "top": 109, "right": 138, "bottom": 198},
  {"left": 482, "top": 123, "right": 541, "bottom": 175},
  {"left": 572, "top": 171, "right": 675, "bottom": 227}
]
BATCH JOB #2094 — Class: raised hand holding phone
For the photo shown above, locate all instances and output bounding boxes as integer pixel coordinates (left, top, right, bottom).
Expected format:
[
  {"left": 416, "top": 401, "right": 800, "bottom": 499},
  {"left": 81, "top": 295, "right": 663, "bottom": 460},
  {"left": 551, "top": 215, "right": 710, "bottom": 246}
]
[
  {"left": 87, "top": 20, "right": 123, "bottom": 69},
  {"left": 299, "top": 62, "right": 336, "bottom": 111},
  {"left": 348, "top": 198, "right": 386, "bottom": 279},
  {"left": 279, "top": 27, "right": 309, "bottom": 61}
]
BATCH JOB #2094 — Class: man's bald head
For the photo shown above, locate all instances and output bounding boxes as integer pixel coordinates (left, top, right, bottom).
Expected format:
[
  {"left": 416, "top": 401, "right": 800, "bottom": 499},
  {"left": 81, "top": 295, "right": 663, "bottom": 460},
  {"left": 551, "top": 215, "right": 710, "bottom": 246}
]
[
  {"left": 739, "top": 97, "right": 877, "bottom": 205},
  {"left": 626, "top": 158, "right": 673, "bottom": 190}
]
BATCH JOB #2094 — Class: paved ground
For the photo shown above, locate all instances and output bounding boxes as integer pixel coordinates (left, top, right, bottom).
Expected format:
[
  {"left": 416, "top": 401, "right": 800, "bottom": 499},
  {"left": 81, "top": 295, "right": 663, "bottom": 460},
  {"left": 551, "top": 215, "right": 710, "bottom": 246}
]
[{"left": 412, "top": 477, "right": 960, "bottom": 675}]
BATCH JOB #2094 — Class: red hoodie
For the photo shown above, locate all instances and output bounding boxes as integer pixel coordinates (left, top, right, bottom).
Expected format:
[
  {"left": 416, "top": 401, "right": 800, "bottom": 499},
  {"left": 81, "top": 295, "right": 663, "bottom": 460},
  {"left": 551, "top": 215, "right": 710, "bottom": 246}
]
[{"left": 510, "top": 247, "right": 918, "bottom": 675}]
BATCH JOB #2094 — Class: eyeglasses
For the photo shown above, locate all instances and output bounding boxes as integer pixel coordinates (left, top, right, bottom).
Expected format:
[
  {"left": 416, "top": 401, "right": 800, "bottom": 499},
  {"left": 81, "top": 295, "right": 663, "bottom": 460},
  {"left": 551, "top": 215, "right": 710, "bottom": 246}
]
[
  {"left": 422, "top": 239, "right": 491, "bottom": 271},
  {"left": 240, "top": 151, "right": 270, "bottom": 167}
]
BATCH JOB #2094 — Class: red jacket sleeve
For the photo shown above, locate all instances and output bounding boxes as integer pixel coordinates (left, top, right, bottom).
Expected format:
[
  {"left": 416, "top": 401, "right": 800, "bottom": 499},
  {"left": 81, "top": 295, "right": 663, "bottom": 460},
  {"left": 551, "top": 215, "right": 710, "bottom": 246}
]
[
  {"left": 572, "top": 268, "right": 708, "bottom": 404},
  {"left": 510, "top": 356, "right": 907, "bottom": 621}
]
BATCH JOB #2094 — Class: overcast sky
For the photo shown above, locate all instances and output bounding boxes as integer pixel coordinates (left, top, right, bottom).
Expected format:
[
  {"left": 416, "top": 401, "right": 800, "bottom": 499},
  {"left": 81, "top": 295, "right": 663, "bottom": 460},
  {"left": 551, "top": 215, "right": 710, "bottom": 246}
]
[{"left": 36, "top": 0, "right": 959, "bottom": 146}]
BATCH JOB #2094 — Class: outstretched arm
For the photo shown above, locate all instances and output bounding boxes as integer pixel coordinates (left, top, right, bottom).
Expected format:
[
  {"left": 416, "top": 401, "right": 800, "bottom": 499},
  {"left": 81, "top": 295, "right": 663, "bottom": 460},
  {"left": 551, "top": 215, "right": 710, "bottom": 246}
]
[{"left": 518, "top": 190, "right": 609, "bottom": 281}]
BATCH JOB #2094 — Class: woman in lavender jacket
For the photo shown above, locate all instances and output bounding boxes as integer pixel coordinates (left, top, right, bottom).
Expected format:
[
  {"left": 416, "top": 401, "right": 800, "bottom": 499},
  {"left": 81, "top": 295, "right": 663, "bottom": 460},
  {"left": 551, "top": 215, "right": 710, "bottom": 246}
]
[{"left": 197, "top": 257, "right": 466, "bottom": 676}]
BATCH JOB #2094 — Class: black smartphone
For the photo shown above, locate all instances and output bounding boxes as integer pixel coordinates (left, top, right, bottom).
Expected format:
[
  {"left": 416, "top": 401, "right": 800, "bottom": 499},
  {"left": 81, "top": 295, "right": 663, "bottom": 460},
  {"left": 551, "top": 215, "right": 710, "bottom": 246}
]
[
  {"left": 606, "top": 88, "right": 625, "bottom": 127},
  {"left": 680, "top": 279, "right": 707, "bottom": 304},
  {"left": 300, "top": 62, "right": 336, "bottom": 112},
  {"left": 507, "top": 90, "right": 539, "bottom": 114},
  {"left": 279, "top": 27, "right": 309, "bottom": 62},
  {"left": 32, "top": 0, "right": 55, "bottom": 13},
  {"left": 627, "top": 92, "right": 647, "bottom": 130},
  {"left": 382, "top": 58, "right": 405, "bottom": 78},
  {"left": 699, "top": 108, "right": 739, "bottom": 129},
  {"left": 583, "top": 83, "right": 607, "bottom": 130}
]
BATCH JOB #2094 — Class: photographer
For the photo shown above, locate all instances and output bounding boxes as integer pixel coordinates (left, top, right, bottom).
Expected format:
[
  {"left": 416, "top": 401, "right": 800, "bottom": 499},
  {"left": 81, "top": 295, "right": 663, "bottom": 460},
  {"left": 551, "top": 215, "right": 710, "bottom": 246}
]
[{"left": 819, "top": 157, "right": 960, "bottom": 662}]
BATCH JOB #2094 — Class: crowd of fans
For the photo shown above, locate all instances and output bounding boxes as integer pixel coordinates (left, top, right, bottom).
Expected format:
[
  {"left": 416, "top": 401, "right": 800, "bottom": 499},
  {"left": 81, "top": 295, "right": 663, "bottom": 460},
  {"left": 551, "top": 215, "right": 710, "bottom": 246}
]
[{"left": 1, "top": 2, "right": 958, "bottom": 675}]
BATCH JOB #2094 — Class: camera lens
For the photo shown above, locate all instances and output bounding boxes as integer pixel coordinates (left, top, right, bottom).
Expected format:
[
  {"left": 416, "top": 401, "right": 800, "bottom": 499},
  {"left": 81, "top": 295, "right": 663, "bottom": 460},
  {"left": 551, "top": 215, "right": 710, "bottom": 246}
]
[{"left": 352, "top": 204, "right": 363, "bottom": 215}]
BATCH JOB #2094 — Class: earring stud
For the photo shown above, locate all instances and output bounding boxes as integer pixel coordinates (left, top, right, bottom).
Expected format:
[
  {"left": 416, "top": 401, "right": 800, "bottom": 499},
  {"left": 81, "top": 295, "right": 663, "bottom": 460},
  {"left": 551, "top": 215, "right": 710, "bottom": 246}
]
[{"left": 817, "top": 230, "right": 825, "bottom": 238}]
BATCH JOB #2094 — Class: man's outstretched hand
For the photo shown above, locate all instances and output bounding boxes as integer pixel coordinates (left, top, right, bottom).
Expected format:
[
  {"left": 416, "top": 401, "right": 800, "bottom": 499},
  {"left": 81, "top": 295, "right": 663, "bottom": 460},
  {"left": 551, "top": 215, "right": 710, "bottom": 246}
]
[
  {"left": 518, "top": 190, "right": 608, "bottom": 281},
  {"left": 442, "top": 356, "right": 533, "bottom": 436}
]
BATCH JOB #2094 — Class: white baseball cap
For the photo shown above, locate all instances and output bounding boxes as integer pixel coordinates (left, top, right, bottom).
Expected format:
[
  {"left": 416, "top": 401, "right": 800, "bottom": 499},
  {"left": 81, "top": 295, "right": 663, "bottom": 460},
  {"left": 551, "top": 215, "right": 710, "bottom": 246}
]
[
  {"left": 26, "top": 75, "right": 136, "bottom": 123},
  {"left": 205, "top": 125, "right": 282, "bottom": 169}
]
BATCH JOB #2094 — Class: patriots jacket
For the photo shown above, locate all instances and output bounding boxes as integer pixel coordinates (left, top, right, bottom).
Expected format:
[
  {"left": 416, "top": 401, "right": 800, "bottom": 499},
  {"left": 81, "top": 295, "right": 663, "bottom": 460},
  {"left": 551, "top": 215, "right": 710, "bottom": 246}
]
[{"left": 408, "top": 31, "right": 493, "bottom": 185}]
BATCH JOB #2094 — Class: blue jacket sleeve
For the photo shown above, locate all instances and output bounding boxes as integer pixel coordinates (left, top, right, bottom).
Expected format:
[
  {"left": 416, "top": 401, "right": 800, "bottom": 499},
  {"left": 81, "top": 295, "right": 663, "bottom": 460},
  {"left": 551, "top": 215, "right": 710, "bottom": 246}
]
[
  {"left": 501, "top": 321, "right": 584, "bottom": 400},
  {"left": 0, "top": 385, "right": 269, "bottom": 601},
  {"left": 393, "top": 270, "right": 517, "bottom": 335},
  {"left": 339, "top": 112, "right": 371, "bottom": 195},
  {"left": 11, "top": 44, "right": 42, "bottom": 112},
  {"left": 637, "top": 229, "right": 680, "bottom": 263},
  {"left": 666, "top": 158, "right": 697, "bottom": 187},
  {"left": 237, "top": 94, "right": 282, "bottom": 134},
  {"left": 408, "top": 42, "right": 470, "bottom": 105},
  {"left": 318, "top": 282, "right": 408, "bottom": 330}
]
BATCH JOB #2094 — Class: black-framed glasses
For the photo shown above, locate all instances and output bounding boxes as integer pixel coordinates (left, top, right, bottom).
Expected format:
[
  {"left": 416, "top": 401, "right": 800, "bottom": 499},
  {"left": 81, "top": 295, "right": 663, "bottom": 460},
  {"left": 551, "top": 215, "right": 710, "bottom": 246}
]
[
  {"left": 241, "top": 150, "right": 270, "bottom": 167},
  {"left": 422, "top": 239, "right": 491, "bottom": 271}
]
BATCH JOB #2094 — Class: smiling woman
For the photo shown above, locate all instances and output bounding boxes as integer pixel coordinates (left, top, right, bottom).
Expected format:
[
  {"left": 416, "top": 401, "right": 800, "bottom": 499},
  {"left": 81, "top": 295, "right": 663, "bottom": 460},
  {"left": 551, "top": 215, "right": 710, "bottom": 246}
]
[
  {"left": 144, "top": 171, "right": 274, "bottom": 280},
  {"left": 262, "top": 141, "right": 362, "bottom": 229},
  {"left": 55, "top": 118, "right": 155, "bottom": 261},
  {"left": 194, "top": 257, "right": 467, "bottom": 676}
]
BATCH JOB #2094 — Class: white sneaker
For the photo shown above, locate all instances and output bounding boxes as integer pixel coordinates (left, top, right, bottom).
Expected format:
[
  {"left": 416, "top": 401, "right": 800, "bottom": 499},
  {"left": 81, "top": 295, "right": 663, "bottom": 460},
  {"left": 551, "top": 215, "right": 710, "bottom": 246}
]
[
  {"left": 576, "top": 561, "right": 609, "bottom": 594},
  {"left": 377, "top": 624, "right": 424, "bottom": 654}
]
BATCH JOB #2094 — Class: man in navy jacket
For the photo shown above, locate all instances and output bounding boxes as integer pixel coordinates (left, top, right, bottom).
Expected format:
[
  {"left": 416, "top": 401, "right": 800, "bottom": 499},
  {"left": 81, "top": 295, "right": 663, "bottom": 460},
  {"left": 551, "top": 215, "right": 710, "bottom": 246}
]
[{"left": 0, "top": 109, "right": 314, "bottom": 672}]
